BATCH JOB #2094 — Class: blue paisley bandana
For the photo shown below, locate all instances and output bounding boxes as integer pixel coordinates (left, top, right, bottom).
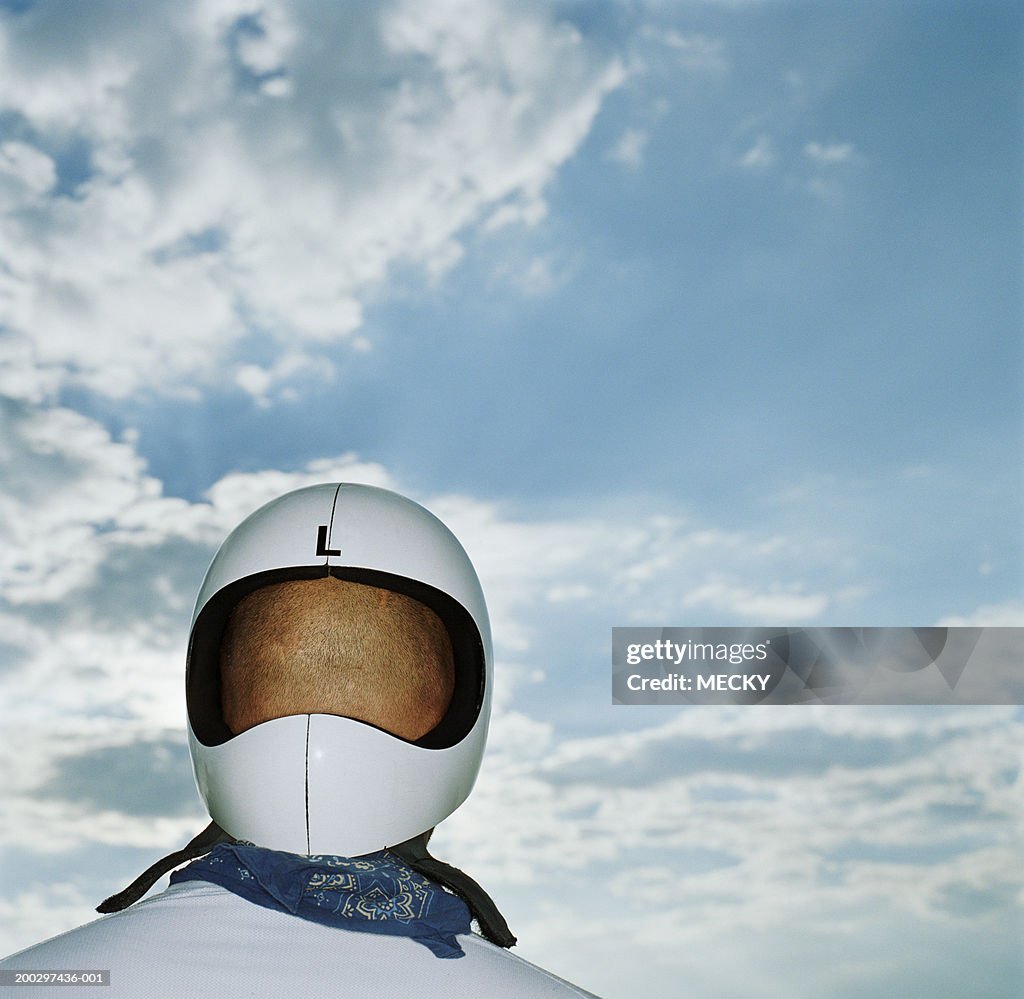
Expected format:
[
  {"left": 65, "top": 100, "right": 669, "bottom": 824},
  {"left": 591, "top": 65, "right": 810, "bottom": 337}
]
[{"left": 170, "top": 843, "right": 471, "bottom": 958}]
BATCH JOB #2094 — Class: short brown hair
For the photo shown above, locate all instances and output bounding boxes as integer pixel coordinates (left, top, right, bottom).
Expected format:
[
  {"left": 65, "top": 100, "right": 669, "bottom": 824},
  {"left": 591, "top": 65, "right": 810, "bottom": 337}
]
[{"left": 220, "top": 577, "right": 455, "bottom": 740}]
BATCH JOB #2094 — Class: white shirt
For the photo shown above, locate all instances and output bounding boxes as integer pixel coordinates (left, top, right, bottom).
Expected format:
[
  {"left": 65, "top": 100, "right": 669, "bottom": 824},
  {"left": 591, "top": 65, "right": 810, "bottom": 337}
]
[{"left": 1, "top": 881, "right": 599, "bottom": 998}]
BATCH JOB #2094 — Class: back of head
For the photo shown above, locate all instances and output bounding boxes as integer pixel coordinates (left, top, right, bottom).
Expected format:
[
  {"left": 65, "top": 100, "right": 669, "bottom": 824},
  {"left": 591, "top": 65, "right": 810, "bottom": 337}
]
[{"left": 220, "top": 577, "right": 455, "bottom": 741}]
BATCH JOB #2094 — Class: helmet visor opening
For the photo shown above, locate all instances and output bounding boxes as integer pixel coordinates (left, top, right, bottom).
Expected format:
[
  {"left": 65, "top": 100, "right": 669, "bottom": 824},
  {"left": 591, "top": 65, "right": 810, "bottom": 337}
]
[{"left": 186, "top": 565, "right": 486, "bottom": 751}]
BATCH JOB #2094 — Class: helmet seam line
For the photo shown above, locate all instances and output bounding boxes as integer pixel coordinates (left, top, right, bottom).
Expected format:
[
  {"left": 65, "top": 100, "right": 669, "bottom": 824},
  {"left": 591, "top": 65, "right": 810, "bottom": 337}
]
[{"left": 304, "top": 715, "right": 311, "bottom": 855}]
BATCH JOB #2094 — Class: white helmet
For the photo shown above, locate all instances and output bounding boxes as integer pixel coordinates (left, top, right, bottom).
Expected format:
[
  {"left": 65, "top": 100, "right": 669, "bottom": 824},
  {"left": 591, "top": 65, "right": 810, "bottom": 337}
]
[{"left": 185, "top": 482, "right": 491, "bottom": 857}]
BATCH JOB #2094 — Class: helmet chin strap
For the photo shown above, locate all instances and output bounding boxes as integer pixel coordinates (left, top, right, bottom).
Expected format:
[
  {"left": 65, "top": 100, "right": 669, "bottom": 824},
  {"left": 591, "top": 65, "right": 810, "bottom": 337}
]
[
  {"left": 96, "top": 824, "right": 516, "bottom": 950},
  {"left": 390, "top": 831, "right": 516, "bottom": 949}
]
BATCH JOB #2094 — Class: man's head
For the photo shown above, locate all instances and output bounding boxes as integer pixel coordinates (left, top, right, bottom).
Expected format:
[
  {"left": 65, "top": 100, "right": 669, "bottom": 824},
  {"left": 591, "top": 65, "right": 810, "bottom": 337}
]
[
  {"left": 220, "top": 577, "right": 455, "bottom": 741},
  {"left": 186, "top": 482, "right": 491, "bottom": 856}
]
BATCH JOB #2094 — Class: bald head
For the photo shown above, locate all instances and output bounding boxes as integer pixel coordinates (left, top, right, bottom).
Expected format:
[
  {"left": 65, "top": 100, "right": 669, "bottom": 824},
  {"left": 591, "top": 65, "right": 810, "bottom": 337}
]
[{"left": 220, "top": 577, "right": 455, "bottom": 740}]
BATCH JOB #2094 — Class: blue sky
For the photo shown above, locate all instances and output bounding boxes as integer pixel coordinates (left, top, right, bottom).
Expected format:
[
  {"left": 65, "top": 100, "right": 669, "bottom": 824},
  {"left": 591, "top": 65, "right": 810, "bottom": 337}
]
[{"left": 0, "top": 2, "right": 1021, "bottom": 997}]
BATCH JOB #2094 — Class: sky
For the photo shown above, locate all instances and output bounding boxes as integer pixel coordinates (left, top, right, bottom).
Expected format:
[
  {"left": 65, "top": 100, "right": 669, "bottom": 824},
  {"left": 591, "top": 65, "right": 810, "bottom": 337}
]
[{"left": 0, "top": 1, "right": 1021, "bottom": 996}]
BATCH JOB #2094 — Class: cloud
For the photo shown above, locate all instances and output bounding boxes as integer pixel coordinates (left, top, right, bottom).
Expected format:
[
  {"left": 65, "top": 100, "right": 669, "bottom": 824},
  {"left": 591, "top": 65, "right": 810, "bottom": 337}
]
[
  {"left": 490, "top": 251, "right": 577, "bottom": 297},
  {"left": 801, "top": 139, "right": 863, "bottom": 200},
  {"left": 738, "top": 133, "right": 776, "bottom": 170},
  {"left": 37, "top": 737, "right": 200, "bottom": 818},
  {"left": 804, "top": 140, "right": 858, "bottom": 166},
  {"left": 435, "top": 702, "right": 1022, "bottom": 998},
  {"left": 732, "top": 134, "right": 861, "bottom": 189},
  {"left": 0, "top": 882, "right": 96, "bottom": 959},
  {"left": 681, "top": 579, "right": 829, "bottom": 620},
  {"left": 638, "top": 25, "right": 729, "bottom": 76},
  {"left": 937, "top": 600, "right": 1024, "bottom": 627},
  {"left": 0, "top": 140, "right": 57, "bottom": 195},
  {"left": 658, "top": 30, "right": 729, "bottom": 74},
  {"left": 607, "top": 127, "right": 649, "bottom": 168},
  {"left": 0, "top": 399, "right": 168, "bottom": 606},
  {"left": 0, "top": 0, "right": 624, "bottom": 399}
]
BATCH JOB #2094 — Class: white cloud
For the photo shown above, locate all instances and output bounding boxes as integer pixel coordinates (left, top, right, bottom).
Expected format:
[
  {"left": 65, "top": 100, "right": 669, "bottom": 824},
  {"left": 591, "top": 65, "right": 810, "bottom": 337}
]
[
  {"left": 607, "top": 127, "right": 649, "bottom": 168},
  {"left": 681, "top": 579, "right": 829, "bottom": 620},
  {"left": 804, "top": 140, "right": 858, "bottom": 166},
  {"left": 491, "top": 251, "right": 576, "bottom": 296},
  {"left": 0, "top": 402, "right": 164, "bottom": 605},
  {"left": 231, "top": 3, "right": 297, "bottom": 77},
  {"left": 803, "top": 140, "right": 863, "bottom": 200},
  {"left": 0, "top": 883, "right": 96, "bottom": 958},
  {"left": 440, "top": 704, "right": 1023, "bottom": 977},
  {"left": 638, "top": 24, "right": 729, "bottom": 75},
  {"left": 0, "top": 1, "right": 624, "bottom": 398},
  {"left": 233, "top": 351, "right": 331, "bottom": 405},
  {"left": 0, "top": 141, "right": 56, "bottom": 196},
  {"left": 938, "top": 600, "right": 1024, "bottom": 627},
  {"left": 659, "top": 29, "right": 729, "bottom": 74},
  {"left": 738, "top": 133, "right": 776, "bottom": 170}
]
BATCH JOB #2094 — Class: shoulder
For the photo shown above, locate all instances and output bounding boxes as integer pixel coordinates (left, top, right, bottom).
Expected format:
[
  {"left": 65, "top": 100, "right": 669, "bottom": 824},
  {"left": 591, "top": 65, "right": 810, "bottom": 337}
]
[
  {"left": 2, "top": 882, "right": 599, "bottom": 998},
  {"left": 0, "top": 882, "right": 239, "bottom": 995},
  {"left": 458, "top": 935, "right": 600, "bottom": 997}
]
